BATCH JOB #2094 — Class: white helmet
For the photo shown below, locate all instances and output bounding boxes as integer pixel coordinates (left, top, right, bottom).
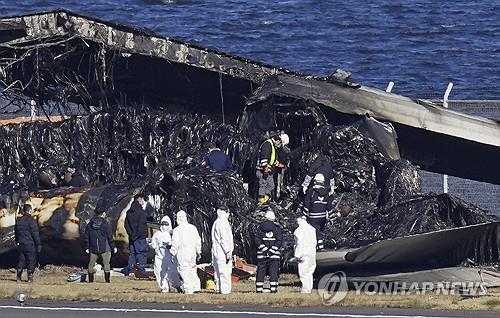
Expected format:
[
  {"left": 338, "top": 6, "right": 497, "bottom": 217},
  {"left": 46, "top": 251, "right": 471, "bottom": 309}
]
[
  {"left": 314, "top": 173, "right": 325, "bottom": 184},
  {"left": 264, "top": 210, "right": 276, "bottom": 221},
  {"left": 280, "top": 134, "right": 289, "bottom": 147}
]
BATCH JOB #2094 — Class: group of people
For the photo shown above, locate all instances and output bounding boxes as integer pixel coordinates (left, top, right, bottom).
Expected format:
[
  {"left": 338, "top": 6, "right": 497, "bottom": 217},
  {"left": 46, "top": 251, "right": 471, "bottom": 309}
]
[
  {"left": 254, "top": 134, "right": 338, "bottom": 293},
  {"left": 79, "top": 192, "right": 233, "bottom": 295},
  {"left": 201, "top": 134, "right": 335, "bottom": 292},
  {"left": 123, "top": 196, "right": 233, "bottom": 295},
  {"left": 257, "top": 134, "right": 337, "bottom": 250},
  {"left": 14, "top": 134, "right": 336, "bottom": 295}
]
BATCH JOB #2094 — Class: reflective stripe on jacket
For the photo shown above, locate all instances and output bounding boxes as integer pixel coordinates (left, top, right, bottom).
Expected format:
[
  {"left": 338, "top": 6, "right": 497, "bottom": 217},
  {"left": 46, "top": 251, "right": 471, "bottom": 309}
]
[
  {"left": 255, "top": 220, "right": 282, "bottom": 260},
  {"left": 257, "top": 139, "right": 276, "bottom": 170}
]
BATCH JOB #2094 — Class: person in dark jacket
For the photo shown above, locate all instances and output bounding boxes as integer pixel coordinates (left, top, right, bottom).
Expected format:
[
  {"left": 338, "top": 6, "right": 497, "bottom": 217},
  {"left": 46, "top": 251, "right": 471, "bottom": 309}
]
[
  {"left": 202, "top": 142, "right": 233, "bottom": 172},
  {"left": 255, "top": 209, "right": 282, "bottom": 293},
  {"left": 301, "top": 151, "right": 335, "bottom": 195},
  {"left": 15, "top": 204, "right": 41, "bottom": 283},
  {"left": 70, "top": 169, "right": 89, "bottom": 187},
  {"left": 122, "top": 194, "right": 149, "bottom": 275},
  {"left": 303, "top": 174, "right": 333, "bottom": 250},
  {"left": 84, "top": 210, "right": 117, "bottom": 283}
]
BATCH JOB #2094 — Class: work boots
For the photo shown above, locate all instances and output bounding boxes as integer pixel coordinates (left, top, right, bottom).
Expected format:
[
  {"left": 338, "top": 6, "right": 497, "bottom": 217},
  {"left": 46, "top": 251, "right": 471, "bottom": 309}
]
[
  {"left": 257, "top": 194, "right": 270, "bottom": 206},
  {"left": 27, "top": 273, "right": 33, "bottom": 283},
  {"left": 16, "top": 270, "right": 22, "bottom": 283},
  {"left": 104, "top": 272, "right": 110, "bottom": 283},
  {"left": 88, "top": 272, "right": 94, "bottom": 283}
]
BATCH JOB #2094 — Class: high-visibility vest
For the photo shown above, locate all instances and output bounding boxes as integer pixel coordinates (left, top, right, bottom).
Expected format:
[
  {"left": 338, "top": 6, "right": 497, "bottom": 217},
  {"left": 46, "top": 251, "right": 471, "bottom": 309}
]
[{"left": 258, "top": 139, "right": 276, "bottom": 168}]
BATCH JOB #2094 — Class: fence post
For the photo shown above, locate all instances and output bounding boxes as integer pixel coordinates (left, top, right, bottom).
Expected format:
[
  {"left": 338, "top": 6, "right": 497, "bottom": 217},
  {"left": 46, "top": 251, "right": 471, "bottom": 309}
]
[{"left": 442, "top": 82, "right": 454, "bottom": 193}]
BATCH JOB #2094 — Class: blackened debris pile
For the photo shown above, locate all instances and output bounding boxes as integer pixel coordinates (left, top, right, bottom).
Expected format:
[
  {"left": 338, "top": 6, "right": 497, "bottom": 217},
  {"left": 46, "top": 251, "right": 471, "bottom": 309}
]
[
  {"left": 160, "top": 173, "right": 257, "bottom": 262},
  {"left": 378, "top": 159, "right": 421, "bottom": 207},
  {"left": 0, "top": 11, "right": 498, "bottom": 270},
  {"left": 316, "top": 125, "right": 386, "bottom": 201},
  {"left": 281, "top": 124, "right": 388, "bottom": 217},
  {"left": 0, "top": 110, "right": 253, "bottom": 192},
  {"left": 0, "top": 104, "right": 498, "bottom": 267},
  {"left": 324, "top": 193, "right": 497, "bottom": 249}
]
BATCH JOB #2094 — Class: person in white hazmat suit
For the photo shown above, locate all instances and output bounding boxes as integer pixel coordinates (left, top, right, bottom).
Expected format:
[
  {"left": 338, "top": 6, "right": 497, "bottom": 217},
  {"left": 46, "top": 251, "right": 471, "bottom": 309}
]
[
  {"left": 170, "top": 210, "right": 202, "bottom": 294},
  {"left": 149, "top": 216, "right": 181, "bottom": 293},
  {"left": 293, "top": 215, "right": 317, "bottom": 294},
  {"left": 211, "top": 205, "right": 234, "bottom": 294}
]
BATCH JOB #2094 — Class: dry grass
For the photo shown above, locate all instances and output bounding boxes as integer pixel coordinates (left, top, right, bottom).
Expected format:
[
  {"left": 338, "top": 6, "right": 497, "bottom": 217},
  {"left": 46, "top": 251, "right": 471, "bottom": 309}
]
[{"left": 1, "top": 267, "right": 500, "bottom": 311}]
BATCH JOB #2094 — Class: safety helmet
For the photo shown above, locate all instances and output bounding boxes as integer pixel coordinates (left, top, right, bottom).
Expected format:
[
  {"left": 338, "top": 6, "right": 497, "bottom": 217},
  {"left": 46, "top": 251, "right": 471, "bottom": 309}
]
[
  {"left": 264, "top": 210, "right": 276, "bottom": 221},
  {"left": 314, "top": 173, "right": 325, "bottom": 184},
  {"left": 280, "top": 134, "right": 289, "bottom": 146}
]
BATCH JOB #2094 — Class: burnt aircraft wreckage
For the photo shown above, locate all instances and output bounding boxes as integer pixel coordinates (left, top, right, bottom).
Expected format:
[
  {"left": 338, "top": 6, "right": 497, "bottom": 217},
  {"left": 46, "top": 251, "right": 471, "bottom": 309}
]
[{"left": 0, "top": 10, "right": 499, "bottom": 286}]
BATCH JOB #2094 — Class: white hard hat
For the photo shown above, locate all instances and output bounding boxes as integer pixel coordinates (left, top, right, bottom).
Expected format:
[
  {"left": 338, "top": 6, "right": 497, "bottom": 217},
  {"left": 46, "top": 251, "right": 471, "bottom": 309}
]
[
  {"left": 314, "top": 173, "right": 325, "bottom": 183},
  {"left": 280, "top": 134, "right": 289, "bottom": 146},
  {"left": 264, "top": 210, "right": 276, "bottom": 221}
]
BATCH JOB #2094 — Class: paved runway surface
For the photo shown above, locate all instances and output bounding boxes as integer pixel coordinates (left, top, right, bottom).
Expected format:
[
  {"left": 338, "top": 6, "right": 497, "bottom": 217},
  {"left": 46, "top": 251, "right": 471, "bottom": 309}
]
[{"left": 0, "top": 300, "right": 499, "bottom": 318}]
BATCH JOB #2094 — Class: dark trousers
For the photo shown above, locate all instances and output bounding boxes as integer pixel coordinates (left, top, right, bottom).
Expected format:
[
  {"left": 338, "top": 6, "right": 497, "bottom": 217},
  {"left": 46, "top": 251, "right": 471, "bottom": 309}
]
[
  {"left": 125, "top": 239, "right": 148, "bottom": 274},
  {"left": 308, "top": 217, "right": 326, "bottom": 249},
  {"left": 17, "top": 249, "right": 36, "bottom": 274},
  {"left": 256, "top": 259, "right": 280, "bottom": 293}
]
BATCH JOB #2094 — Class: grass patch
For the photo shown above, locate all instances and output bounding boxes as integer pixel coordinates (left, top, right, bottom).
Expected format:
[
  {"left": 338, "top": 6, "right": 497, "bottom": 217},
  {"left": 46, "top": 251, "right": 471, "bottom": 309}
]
[
  {"left": 483, "top": 298, "right": 500, "bottom": 308},
  {"left": 0, "top": 267, "right": 499, "bottom": 312}
]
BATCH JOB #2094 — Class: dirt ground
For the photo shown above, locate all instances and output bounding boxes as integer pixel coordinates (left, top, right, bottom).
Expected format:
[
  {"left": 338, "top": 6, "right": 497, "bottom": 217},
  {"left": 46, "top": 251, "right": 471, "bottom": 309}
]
[{"left": 0, "top": 266, "right": 499, "bottom": 312}]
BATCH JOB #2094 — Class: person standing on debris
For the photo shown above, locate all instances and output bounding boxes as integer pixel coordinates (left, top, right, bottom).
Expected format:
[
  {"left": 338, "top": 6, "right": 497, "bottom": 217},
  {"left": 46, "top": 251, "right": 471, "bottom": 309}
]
[
  {"left": 211, "top": 205, "right": 234, "bottom": 294},
  {"left": 303, "top": 173, "right": 333, "bottom": 250},
  {"left": 293, "top": 215, "right": 317, "bottom": 294},
  {"left": 123, "top": 194, "right": 149, "bottom": 276},
  {"left": 255, "top": 209, "right": 282, "bottom": 293},
  {"left": 171, "top": 210, "right": 202, "bottom": 294},
  {"left": 302, "top": 150, "right": 335, "bottom": 195},
  {"left": 202, "top": 142, "right": 233, "bottom": 172},
  {"left": 15, "top": 204, "right": 41, "bottom": 283},
  {"left": 150, "top": 215, "right": 181, "bottom": 293},
  {"left": 256, "top": 133, "right": 289, "bottom": 205},
  {"left": 84, "top": 210, "right": 117, "bottom": 283}
]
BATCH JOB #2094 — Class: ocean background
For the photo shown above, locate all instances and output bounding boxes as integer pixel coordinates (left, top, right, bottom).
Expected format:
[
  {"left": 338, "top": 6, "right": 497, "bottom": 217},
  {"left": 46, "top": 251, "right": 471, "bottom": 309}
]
[{"left": 1, "top": 0, "right": 499, "bottom": 100}]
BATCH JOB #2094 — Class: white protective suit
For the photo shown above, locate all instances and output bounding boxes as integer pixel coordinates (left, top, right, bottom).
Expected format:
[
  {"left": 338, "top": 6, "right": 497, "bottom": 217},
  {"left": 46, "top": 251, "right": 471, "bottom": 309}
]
[
  {"left": 293, "top": 217, "right": 317, "bottom": 293},
  {"left": 171, "top": 210, "right": 202, "bottom": 294},
  {"left": 149, "top": 216, "right": 181, "bottom": 292},
  {"left": 211, "top": 208, "right": 234, "bottom": 294}
]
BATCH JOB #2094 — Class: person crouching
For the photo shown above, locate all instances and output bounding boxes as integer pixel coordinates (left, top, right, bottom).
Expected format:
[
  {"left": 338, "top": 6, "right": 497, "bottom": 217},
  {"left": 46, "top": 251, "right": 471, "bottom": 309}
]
[{"left": 84, "top": 210, "right": 117, "bottom": 283}]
